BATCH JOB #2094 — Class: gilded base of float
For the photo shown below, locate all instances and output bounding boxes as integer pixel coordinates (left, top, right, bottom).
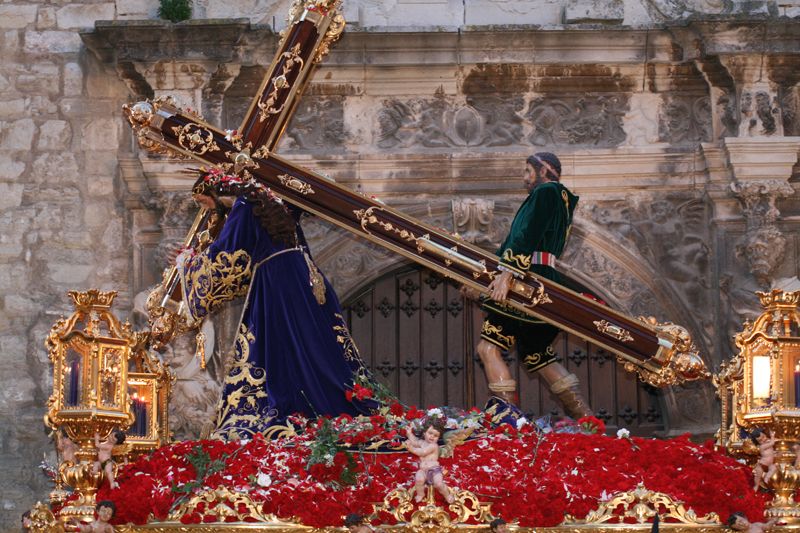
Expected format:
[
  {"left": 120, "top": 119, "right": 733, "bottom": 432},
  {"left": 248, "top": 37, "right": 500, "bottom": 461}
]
[
  {"left": 31, "top": 483, "right": 732, "bottom": 533},
  {"left": 114, "top": 522, "right": 728, "bottom": 533}
]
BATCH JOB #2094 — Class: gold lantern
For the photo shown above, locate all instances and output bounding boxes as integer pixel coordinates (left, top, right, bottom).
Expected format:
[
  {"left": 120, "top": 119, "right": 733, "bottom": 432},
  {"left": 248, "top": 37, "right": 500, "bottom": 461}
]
[
  {"left": 44, "top": 290, "right": 135, "bottom": 522},
  {"left": 126, "top": 333, "right": 175, "bottom": 458},
  {"left": 715, "top": 288, "right": 800, "bottom": 523}
]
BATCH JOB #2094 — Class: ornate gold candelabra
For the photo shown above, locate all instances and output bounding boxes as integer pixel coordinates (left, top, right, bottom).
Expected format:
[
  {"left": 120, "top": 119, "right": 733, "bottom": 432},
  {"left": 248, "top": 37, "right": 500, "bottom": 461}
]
[
  {"left": 44, "top": 290, "right": 135, "bottom": 523},
  {"left": 715, "top": 288, "right": 800, "bottom": 524}
]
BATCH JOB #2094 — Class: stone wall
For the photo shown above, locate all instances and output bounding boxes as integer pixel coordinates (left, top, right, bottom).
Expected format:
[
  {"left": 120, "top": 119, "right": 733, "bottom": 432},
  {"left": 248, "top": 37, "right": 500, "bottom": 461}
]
[{"left": 0, "top": 0, "right": 799, "bottom": 529}]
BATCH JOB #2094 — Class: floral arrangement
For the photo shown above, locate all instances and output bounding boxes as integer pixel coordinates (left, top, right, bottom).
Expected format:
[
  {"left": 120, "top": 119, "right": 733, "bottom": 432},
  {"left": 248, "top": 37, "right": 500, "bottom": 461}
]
[{"left": 85, "top": 398, "right": 769, "bottom": 529}]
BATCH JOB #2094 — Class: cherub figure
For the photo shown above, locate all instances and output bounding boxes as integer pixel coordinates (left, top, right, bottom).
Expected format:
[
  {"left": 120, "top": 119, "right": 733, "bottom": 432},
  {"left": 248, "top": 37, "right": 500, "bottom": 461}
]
[
  {"left": 727, "top": 512, "right": 776, "bottom": 533},
  {"left": 751, "top": 428, "right": 776, "bottom": 491},
  {"left": 93, "top": 430, "right": 125, "bottom": 489},
  {"left": 404, "top": 417, "right": 459, "bottom": 504},
  {"left": 57, "top": 429, "right": 78, "bottom": 464},
  {"left": 69, "top": 500, "right": 116, "bottom": 532}
]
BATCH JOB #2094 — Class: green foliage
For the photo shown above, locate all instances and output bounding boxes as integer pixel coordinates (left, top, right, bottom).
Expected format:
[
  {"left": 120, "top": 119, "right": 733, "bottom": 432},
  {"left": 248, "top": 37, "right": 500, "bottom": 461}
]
[
  {"left": 171, "top": 445, "right": 226, "bottom": 495},
  {"left": 158, "top": 0, "right": 191, "bottom": 23},
  {"left": 305, "top": 418, "right": 359, "bottom": 487}
]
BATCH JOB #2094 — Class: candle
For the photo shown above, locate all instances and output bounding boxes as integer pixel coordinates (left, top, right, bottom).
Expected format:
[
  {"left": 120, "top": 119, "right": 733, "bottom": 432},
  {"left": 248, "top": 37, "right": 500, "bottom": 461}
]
[
  {"left": 752, "top": 355, "right": 771, "bottom": 403},
  {"left": 67, "top": 357, "right": 80, "bottom": 406},
  {"left": 131, "top": 394, "right": 148, "bottom": 437},
  {"left": 794, "top": 363, "right": 800, "bottom": 408}
]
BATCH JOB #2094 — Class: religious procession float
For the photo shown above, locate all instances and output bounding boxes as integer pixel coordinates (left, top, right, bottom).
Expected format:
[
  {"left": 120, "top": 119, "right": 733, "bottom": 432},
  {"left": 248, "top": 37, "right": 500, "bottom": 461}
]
[{"left": 24, "top": 0, "right": 800, "bottom": 531}]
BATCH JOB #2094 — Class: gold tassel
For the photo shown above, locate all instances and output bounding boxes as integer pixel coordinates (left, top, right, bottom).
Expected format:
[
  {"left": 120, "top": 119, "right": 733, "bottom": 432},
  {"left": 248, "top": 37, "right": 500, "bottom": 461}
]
[
  {"left": 195, "top": 331, "right": 206, "bottom": 369},
  {"left": 304, "top": 251, "right": 327, "bottom": 305}
]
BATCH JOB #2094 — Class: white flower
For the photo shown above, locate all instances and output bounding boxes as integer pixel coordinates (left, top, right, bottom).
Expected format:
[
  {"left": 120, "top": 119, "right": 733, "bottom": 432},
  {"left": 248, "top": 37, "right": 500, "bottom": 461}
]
[
  {"left": 616, "top": 428, "right": 630, "bottom": 439},
  {"left": 446, "top": 417, "right": 459, "bottom": 429},
  {"left": 256, "top": 472, "right": 272, "bottom": 487},
  {"left": 516, "top": 417, "right": 528, "bottom": 430},
  {"left": 426, "top": 408, "right": 443, "bottom": 418}
]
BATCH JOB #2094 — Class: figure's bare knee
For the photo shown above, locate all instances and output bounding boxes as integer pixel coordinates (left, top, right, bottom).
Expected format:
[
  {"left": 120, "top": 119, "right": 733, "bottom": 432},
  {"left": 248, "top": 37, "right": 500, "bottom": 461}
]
[{"left": 477, "top": 340, "right": 500, "bottom": 363}]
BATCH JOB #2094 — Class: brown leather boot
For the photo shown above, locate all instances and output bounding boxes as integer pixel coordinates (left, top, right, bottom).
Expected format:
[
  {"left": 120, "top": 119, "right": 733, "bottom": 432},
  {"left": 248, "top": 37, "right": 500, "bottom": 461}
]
[{"left": 549, "top": 373, "right": 594, "bottom": 419}]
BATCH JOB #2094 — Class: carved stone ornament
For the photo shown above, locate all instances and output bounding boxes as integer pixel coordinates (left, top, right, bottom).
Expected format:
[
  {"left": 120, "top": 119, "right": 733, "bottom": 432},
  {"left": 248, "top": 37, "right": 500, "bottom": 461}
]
[
  {"left": 659, "top": 95, "right": 712, "bottom": 144},
  {"left": 284, "top": 96, "right": 347, "bottom": 152},
  {"left": 526, "top": 94, "right": 628, "bottom": 147},
  {"left": 451, "top": 198, "right": 496, "bottom": 246},
  {"left": 738, "top": 89, "right": 782, "bottom": 137},
  {"left": 376, "top": 95, "right": 526, "bottom": 149},
  {"left": 731, "top": 179, "right": 795, "bottom": 286}
]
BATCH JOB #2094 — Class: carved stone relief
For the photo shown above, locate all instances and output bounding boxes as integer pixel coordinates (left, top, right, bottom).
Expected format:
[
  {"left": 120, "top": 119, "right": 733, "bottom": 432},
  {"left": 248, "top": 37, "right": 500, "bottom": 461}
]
[
  {"left": 716, "top": 91, "right": 740, "bottom": 137},
  {"left": 525, "top": 95, "right": 628, "bottom": 147},
  {"left": 738, "top": 89, "right": 782, "bottom": 137},
  {"left": 658, "top": 95, "right": 712, "bottom": 144},
  {"left": 643, "top": 0, "right": 766, "bottom": 20},
  {"left": 451, "top": 198, "right": 497, "bottom": 246},
  {"left": 375, "top": 93, "right": 631, "bottom": 150},
  {"left": 576, "top": 195, "right": 713, "bottom": 356},
  {"left": 779, "top": 86, "right": 799, "bottom": 136},
  {"left": 730, "top": 179, "right": 795, "bottom": 286},
  {"left": 376, "top": 94, "right": 527, "bottom": 149},
  {"left": 283, "top": 96, "right": 348, "bottom": 152}
]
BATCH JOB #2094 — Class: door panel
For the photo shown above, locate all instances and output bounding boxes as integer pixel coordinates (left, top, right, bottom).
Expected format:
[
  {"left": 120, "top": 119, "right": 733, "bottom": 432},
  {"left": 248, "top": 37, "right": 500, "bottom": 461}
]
[{"left": 343, "top": 265, "right": 663, "bottom": 436}]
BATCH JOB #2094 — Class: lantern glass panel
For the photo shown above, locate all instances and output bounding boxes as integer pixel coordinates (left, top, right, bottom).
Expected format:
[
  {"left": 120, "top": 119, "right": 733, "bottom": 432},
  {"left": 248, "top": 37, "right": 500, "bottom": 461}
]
[
  {"left": 99, "top": 347, "right": 123, "bottom": 408},
  {"left": 128, "top": 384, "right": 150, "bottom": 438},
  {"left": 752, "top": 354, "right": 772, "bottom": 406},
  {"left": 64, "top": 348, "right": 82, "bottom": 407}
]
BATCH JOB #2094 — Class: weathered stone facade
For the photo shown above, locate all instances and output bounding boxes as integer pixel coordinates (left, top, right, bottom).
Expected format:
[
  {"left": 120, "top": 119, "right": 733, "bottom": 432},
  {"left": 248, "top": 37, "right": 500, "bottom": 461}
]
[{"left": 1, "top": 0, "right": 799, "bottom": 528}]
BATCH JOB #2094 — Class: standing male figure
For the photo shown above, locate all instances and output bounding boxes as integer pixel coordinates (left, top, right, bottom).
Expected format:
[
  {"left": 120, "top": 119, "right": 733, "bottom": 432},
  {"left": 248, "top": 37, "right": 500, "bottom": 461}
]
[{"left": 476, "top": 152, "right": 593, "bottom": 419}]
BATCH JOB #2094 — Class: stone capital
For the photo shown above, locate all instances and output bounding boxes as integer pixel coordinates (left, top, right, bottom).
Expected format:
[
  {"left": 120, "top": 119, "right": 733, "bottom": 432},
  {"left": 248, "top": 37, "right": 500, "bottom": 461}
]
[{"left": 723, "top": 136, "right": 800, "bottom": 181}]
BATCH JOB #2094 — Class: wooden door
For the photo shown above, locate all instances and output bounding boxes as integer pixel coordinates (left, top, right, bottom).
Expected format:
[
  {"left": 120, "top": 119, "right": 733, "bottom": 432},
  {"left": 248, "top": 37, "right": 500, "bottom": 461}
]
[{"left": 343, "top": 265, "right": 664, "bottom": 436}]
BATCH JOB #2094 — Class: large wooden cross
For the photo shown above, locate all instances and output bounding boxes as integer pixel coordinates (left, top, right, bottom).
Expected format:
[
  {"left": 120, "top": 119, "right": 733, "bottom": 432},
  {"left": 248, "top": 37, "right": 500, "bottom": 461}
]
[{"left": 123, "top": 0, "right": 709, "bottom": 388}]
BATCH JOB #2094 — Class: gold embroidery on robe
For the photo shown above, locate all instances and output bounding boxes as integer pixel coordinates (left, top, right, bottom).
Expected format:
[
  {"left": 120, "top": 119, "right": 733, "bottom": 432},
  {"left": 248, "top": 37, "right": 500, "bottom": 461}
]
[
  {"left": 500, "top": 248, "right": 532, "bottom": 272},
  {"left": 523, "top": 346, "right": 556, "bottom": 371},
  {"left": 481, "top": 320, "right": 516, "bottom": 348},
  {"left": 333, "top": 313, "right": 360, "bottom": 361},
  {"left": 182, "top": 249, "right": 252, "bottom": 322},
  {"left": 212, "top": 324, "right": 272, "bottom": 440}
]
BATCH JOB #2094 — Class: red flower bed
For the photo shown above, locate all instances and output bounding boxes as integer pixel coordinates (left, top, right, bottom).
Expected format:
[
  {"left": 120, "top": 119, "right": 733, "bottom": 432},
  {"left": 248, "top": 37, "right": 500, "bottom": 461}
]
[{"left": 88, "top": 415, "right": 768, "bottom": 528}]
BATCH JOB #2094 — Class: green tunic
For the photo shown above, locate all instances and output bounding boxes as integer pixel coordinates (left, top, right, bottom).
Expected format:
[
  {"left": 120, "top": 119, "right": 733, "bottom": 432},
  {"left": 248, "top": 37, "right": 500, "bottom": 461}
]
[{"left": 483, "top": 180, "right": 579, "bottom": 322}]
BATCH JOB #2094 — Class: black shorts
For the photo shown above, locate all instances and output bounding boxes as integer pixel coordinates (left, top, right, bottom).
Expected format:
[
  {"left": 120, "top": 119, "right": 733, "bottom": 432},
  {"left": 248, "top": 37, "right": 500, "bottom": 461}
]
[{"left": 480, "top": 308, "right": 560, "bottom": 372}]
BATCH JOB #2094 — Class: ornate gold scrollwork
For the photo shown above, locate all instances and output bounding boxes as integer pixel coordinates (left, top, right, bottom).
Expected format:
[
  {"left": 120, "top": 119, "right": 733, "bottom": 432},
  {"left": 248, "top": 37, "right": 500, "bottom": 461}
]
[
  {"left": 354, "top": 206, "right": 418, "bottom": 243},
  {"left": 373, "top": 486, "right": 495, "bottom": 529},
  {"left": 563, "top": 482, "right": 720, "bottom": 526},
  {"left": 594, "top": 319, "right": 634, "bottom": 343},
  {"left": 167, "top": 487, "right": 300, "bottom": 524},
  {"left": 257, "top": 43, "right": 305, "bottom": 122},
  {"left": 314, "top": 12, "right": 346, "bottom": 64},
  {"left": 252, "top": 145, "right": 271, "bottom": 159},
  {"left": 172, "top": 123, "right": 221, "bottom": 155},
  {"left": 122, "top": 99, "right": 186, "bottom": 159},
  {"left": 636, "top": 316, "right": 710, "bottom": 386},
  {"left": 515, "top": 278, "right": 552, "bottom": 308},
  {"left": 277, "top": 174, "right": 315, "bottom": 195}
]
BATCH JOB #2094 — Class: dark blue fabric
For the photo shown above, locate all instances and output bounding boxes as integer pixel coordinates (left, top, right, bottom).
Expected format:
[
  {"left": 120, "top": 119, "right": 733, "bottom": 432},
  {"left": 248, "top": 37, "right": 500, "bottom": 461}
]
[{"left": 179, "top": 197, "right": 374, "bottom": 439}]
